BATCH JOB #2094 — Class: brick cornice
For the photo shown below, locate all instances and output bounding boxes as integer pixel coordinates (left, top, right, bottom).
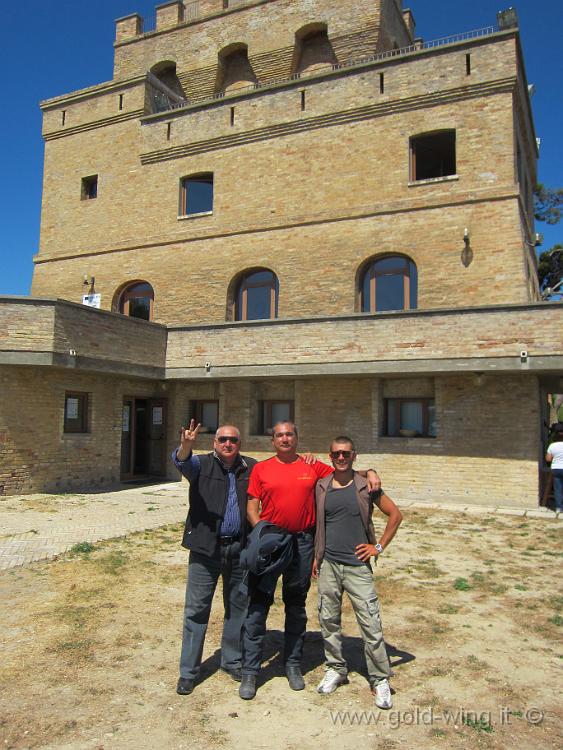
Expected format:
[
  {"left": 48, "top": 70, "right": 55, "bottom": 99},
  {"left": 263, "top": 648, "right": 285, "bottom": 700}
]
[
  {"left": 43, "top": 109, "right": 145, "bottom": 141},
  {"left": 139, "top": 78, "right": 516, "bottom": 165}
]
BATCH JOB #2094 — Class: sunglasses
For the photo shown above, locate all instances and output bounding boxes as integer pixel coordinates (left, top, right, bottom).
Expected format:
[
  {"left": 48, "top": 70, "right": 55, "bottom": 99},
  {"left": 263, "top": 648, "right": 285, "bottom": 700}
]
[
  {"left": 330, "top": 450, "right": 353, "bottom": 459},
  {"left": 216, "top": 436, "right": 239, "bottom": 444}
]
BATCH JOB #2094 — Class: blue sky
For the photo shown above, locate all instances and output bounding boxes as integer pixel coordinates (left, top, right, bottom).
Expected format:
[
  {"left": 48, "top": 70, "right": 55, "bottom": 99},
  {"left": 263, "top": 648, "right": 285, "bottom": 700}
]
[{"left": 1, "top": 0, "right": 561, "bottom": 296}]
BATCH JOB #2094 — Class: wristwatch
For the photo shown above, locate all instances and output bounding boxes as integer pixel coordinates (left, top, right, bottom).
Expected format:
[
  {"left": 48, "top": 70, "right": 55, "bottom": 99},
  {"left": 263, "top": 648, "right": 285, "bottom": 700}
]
[{"left": 375, "top": 543, "right": 383, "bottom": 554}]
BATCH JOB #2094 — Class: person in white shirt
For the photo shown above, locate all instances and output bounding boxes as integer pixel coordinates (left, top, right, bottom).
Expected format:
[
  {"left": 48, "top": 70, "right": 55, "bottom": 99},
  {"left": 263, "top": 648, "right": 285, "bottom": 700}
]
[{"left": 545, "top": 423, "right": 563, "bottom": 512}]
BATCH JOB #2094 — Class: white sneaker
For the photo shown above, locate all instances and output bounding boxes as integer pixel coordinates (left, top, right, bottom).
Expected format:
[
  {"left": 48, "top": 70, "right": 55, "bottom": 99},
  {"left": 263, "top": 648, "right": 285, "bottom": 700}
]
[
  {"left": 373, "top": 678, "right": 393, "bottom": 709},
  {"left": 317, "top": 668, "right": 348, "bottom": 694}
]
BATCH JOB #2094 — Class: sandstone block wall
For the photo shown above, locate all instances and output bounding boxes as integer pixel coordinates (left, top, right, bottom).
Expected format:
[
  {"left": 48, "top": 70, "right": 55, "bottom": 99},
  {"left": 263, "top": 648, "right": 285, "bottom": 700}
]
[
  {"left": 170, "top": 372, "right": 541, "bottom": 507},
  {"left": 0, "top": 367, "right": 163, "bottom": 496}
]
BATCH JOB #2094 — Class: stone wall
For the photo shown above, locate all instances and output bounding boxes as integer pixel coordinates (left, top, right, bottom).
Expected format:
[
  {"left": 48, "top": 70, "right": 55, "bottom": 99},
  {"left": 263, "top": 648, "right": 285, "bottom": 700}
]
[
  {"left": 169, "top": 372, "right": 541, "bottom": 507},
  {"left": 0, "top": 367, "right": 162, "bottom": 496}
]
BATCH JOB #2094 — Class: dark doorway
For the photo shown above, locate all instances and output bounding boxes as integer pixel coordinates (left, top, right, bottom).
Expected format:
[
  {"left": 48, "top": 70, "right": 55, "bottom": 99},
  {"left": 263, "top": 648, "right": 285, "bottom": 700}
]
[{"left": 121, "top": 397, "right": 167, "bottom": 479}]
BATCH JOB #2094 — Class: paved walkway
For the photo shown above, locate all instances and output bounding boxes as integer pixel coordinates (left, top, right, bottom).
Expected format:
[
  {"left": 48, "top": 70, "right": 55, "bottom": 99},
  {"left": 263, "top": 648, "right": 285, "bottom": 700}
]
[{"left": 0, "top": 482, "right": 560, "bottom": 571}]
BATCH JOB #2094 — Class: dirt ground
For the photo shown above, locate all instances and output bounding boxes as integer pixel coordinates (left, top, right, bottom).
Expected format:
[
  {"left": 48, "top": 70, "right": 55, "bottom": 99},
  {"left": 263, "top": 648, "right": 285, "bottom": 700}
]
[{"left": 1, "top": 507, "right": 561, "bottom": 750}]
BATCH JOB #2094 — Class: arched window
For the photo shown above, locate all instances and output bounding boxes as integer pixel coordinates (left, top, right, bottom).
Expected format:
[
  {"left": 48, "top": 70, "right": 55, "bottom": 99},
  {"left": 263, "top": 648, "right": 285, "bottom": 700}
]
[
  {"left": 118, "top": 282, "right": 155, "bottom": 321},
  {"left": 180, "top": 173, "right": 213, "bottom": 216},
  {"left": 216, "top": 43, "right": 258, "bottom": 93},
  {"left": 360, "top": 256, "right": 417, "bottom": 312},
  {"left": 147, "top": 61, "right": 186, "bottom": 113},
  {"left": 235, "top": 269, "right": 279, "bottom": 321},
  {"left": 292, "top": 24, "right": 337, "bottom": 76}
]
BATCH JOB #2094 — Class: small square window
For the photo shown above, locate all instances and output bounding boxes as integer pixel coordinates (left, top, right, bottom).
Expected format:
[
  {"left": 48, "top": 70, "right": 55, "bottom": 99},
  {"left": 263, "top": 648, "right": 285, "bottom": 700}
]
[
  {"left": 410, "top": 131, "right": 456, "bottom": 181},
  {"left": 180, "top": 173, "right": 213, "bottom": 216},
  {"left": 259, "top": 400, "right": 294, "bottom": 435},
  {"left": 81, "top": 175, "right": 98, "bottom": 200},
  {"left": 64, "top": 392, "right": 89, "bottom": 433},
  {"left": 189, "top": 400, "right": 219, "bottom": 433},
  {"left": 384, "top": 398, "right": 435, "bottom": 438}
]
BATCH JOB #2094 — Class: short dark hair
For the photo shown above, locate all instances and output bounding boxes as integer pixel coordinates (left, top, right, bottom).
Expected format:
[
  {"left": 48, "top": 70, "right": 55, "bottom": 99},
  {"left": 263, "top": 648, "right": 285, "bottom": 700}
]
[
  {"left": 554, "top": 422, "right": 563, "bottom": 435},
  {"left": 330, "top": 435, "right": 355, "bottom": 451},
  {"left": 272, "top": 420, "right": 298, "bottom": 437}
]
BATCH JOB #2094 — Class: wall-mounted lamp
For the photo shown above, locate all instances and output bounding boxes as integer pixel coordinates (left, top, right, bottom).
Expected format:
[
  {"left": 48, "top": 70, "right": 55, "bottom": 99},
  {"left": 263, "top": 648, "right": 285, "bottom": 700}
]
[
  {"left": 83, "top": 274, "right": 96, "bottom": 295},
  {"left": 461, "top": 228, "right": 473, "bottom": 267}
]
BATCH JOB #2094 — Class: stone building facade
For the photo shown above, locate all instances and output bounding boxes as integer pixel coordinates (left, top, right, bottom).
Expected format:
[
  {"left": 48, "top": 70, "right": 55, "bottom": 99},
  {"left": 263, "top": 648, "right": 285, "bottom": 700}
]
[{"left": 1, "top": 0, "right": 561, "bottom": 505}]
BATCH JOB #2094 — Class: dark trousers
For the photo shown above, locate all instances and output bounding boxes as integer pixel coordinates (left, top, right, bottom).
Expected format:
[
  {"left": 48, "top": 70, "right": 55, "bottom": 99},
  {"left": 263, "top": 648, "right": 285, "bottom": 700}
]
[
  {"left": 179, "top": 540, "right": 248, "bottom": 680},
  {"left": 241, "top": 531, "right": 314, "bottom": 675}
]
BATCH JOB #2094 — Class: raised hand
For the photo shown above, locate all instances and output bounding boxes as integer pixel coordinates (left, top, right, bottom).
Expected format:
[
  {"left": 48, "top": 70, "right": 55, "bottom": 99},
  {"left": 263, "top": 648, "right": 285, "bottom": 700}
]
[{"left": 177, "top": 419, "right": 202, "bottom": 460}]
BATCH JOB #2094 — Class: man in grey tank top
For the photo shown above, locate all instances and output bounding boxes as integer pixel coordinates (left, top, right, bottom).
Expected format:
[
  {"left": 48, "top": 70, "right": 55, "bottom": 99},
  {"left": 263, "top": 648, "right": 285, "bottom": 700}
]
[{"left": 313, "top": 436, "right": 403, "bottom": 709}]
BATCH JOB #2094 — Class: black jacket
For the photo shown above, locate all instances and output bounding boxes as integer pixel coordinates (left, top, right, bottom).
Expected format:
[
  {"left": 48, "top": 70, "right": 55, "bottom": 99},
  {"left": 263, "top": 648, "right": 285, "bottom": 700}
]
[
  {"left": 181, "top": 452, "right": 257, "bottom": 557},
  {"left": 239, "top": 521, "right": 294, "bottom": 595}
]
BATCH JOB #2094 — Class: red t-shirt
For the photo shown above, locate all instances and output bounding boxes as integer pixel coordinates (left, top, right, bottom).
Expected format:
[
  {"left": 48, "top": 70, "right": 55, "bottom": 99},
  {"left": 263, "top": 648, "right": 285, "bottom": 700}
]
[{"left": 248, "top": 456, "right": 333, "bottom": 533}]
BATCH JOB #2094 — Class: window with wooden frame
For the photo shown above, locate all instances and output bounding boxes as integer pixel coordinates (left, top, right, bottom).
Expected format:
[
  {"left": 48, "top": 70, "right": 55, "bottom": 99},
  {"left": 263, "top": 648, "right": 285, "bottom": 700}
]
[
  {"left": 179, "top": 173, "right": 214, "bottom": 216},
  {"left": 235, "top": 270, "right": 279, "bottom": 321},
  {"left": 118, "top": 282, "right": 154, "bottom": 321},
  {"left": 410, "top": 130, "right": 456, "bottom": 181},
  {"left": 259, "top": 400, "right": 294, "bottom": 435},
  {"left": 64, "top": 392, "right": 89, "bottom": 433},
  {"left": 384, "top": 398, "right": 436, "bottom": 438},
  {"left": 361, "top": 256, "right": 417, "bottom": 312},
  {"left": 81, "top": 174, "right": 98, "bottom": 200},
  {"left": 189, "top": 400, "right": 219, "bottom": 433}
]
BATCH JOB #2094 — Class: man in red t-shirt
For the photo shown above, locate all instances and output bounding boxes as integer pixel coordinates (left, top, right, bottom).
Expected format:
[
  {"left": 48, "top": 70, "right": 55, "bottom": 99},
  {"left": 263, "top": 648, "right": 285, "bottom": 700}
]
[{"left": 239, "top": 421, "right": 379, "bottom": 700}]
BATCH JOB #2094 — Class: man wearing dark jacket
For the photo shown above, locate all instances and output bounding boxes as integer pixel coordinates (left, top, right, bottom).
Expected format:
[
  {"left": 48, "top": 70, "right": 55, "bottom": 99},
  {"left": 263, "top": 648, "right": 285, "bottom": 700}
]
[{"left": 172, "top": 420, "right": 256, "bottom": 695}]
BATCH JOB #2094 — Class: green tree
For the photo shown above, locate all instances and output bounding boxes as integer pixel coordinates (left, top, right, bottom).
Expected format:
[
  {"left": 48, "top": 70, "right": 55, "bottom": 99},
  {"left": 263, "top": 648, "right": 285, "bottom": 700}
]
[
  {"left": 534, "top": 184, "right": 563, "bottom": 225},
  {"left": 537, "top": 245, "right": 563, "bottom": 299}
]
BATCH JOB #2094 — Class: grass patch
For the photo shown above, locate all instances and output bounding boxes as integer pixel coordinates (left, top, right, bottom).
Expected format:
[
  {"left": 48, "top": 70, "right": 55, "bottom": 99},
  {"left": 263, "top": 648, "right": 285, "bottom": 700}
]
[
  {"left": 454, "top": 578, "right": 471, "bottom": 591},
  {"left": 549, "top": 615, "right": 563, "bottom": 626},
  {"left": 95, "top": 550, "right": 129, "bottom": 576},
  {"left": 514, "top": 584, "right": 528, "bottom": 591},
  {"left": 70, "top": 541, "right": 95, "bottom": 554},
  {"left": 463, "top": 715, "right": 494, "bottom": 733},
  {"left": 438, "top": 604, "right": 459, "bottom": 615}
]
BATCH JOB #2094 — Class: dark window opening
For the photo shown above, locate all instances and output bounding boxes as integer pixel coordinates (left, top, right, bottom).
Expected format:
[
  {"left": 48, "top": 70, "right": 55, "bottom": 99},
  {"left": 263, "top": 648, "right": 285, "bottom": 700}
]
[
  {"left": 259, "top": 400, "right": 294, "bottom": 435},
  {"left": 384, "top": 398, "right": 436, "bottom": 437},
  {"left": 61, "top": 110, "right": 66, "bottom": 126},
  {"left": 379, "top": 73, "right": 385, "bottom": 94},
  {"left": 119, "top": 282, "right": 154, "bottom": 321},
  {"left": 301, "top": 90, "right": 306, "bottom": 110},
  {"left": 361, "top": 256, "right": 417, "bottom": 312},
  {"left": 81, "top": 175, "right": 98, "bottom": 200},
  {"left": 410, "top": 131, "right": 456, "bottom": 181},
  {"left": 167, "top": 122, "right": 172, "bottom": 140},
  {"left": 180, "top": 173, "right": 214, "bottom": 216},
  {"left": 64, "top": 392, "right": 89, "bottom": 433},
  {"left": 230, "top": 106, "right": 235, "bottom": 126},
  {"left": 119, "top": 94, "right": 124, "bottom": 110},
  {"left": 466, "top": 53, "right": 471, "bottom": 75},
  {"left": 235, "top": 270, "right": 279, "bottom": 321},
  {"left": 189, "top": 400, "right": 219, "bottom": 433}
]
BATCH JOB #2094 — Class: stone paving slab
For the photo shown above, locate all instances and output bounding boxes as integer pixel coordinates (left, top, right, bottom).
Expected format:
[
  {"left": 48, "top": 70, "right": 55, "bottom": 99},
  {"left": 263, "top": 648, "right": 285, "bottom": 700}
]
[
  {"left": 0, "top": 483, "right": 560, "bottom": 571},
  {"left": 0, "top": 482, "right": 188, "bottom": 571}
]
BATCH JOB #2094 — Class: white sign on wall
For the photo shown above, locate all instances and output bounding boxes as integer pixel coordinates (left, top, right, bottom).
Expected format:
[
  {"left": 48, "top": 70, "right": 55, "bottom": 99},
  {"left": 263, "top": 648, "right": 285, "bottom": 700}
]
[
  {"left": 66, "top": 398, "right": 79, "bottom": 420},
  {"left": 82, "top": 293, "right": 101, "bottom": 308}
]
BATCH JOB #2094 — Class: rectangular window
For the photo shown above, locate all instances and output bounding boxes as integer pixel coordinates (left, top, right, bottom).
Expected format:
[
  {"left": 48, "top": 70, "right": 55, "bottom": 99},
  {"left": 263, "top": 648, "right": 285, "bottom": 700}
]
[
  {"left": 180, "top": 173, "right": 213, "bottom": 216},
  {"left": 81, "top": 175, "right": 98, "bottom": 200},
  {"left": 259, "top": 400, "right": 294, "bottom": 435},
  {"left": 384, "top": 398, "right": 435, "bottom": 438},
  {"left": 410, "top": 131, "right": 456, "bottom": 181},
  {"left": 189, "top": 400, "right": 219, "bottom": 433},
  {"left": 64, "top": 392, "right": 89, "bottom": 433}
]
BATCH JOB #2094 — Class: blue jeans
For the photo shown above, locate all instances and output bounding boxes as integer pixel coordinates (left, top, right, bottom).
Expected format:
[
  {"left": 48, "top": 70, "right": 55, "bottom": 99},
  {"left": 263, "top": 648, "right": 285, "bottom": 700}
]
[
  {"left": 553, "top": 469, "right": 563, "bottom": 511},
  {"left": 242, "top": 531, "right": 315, "bottom": 675},
  {"left": 179, "top": 541, "right": 248, "bottom": 680}
]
